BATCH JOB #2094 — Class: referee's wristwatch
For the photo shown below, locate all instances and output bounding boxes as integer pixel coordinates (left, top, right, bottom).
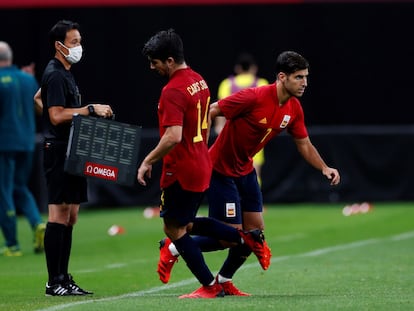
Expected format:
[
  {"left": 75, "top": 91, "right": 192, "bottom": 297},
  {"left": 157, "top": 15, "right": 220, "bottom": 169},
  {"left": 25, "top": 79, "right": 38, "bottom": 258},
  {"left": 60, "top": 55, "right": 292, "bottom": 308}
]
[{"left": 87, "top": 104, "right": 96, "bottom": 116}]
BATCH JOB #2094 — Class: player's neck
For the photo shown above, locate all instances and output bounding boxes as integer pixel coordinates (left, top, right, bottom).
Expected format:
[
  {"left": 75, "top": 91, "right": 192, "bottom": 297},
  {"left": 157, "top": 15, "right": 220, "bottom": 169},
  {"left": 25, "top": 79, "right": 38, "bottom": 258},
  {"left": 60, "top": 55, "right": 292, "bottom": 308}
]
[
  {"left": 276, "top": 82, "right": 290, "bottom": 106},
  {"left": 169, "top": 62, "right": 187, "bottom": 77}
]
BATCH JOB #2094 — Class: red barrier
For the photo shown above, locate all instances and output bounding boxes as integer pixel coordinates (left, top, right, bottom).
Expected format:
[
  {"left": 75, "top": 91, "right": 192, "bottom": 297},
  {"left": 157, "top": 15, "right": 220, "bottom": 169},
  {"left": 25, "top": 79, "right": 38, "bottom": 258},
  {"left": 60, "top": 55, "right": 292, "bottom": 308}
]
[{"left": 0, "top": 0, "right": 302, "bottom": 9}]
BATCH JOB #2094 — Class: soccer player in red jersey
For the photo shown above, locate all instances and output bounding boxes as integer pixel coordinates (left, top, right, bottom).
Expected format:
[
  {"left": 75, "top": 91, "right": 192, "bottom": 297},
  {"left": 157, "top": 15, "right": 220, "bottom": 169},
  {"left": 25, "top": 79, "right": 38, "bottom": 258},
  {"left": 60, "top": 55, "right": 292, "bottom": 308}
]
[
  {"left": 137, "top": 29, "right": 270, "bottom": 299},
  {"left": 207, "top": 51, "right": 340, "bottom": 295}
]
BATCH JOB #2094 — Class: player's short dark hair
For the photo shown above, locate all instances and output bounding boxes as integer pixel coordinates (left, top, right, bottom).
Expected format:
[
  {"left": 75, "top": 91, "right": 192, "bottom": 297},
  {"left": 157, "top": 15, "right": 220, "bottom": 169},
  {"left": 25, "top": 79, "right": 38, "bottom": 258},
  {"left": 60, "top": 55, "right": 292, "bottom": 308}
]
[
  {"left": 48, "top": 20, "right": 80, "bottom": 48},
  {"left": 142, "top": 28, "right": 185, "bottom": 64},
  {"left": 275, "top": 51, "right": 309, "bottom": 75},
  {"left": 235, "top": 52, "right": 257, "bottom": 72}
]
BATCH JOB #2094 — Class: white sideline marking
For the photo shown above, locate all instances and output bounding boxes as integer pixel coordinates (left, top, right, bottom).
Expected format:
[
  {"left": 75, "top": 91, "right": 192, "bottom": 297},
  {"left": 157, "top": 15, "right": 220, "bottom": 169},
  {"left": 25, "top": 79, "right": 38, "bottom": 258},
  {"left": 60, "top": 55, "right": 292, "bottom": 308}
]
[
  {"left": 390, "top": 231, "right": 414, "bottom": 241},
  {"left": 300, "top": 238, "right": 380, "bottom": 257},
  {"left": 74, "top": 260, "right": 144, "bottom": 274},
  {"left": 105, "top": 263, "right": 127, "bottom": 269},
  {"left": 36, "top": 231, "right": 414, "bottom": 311},
  {"left": 74, "top": 264, "right": 126, "bottom": 274}
]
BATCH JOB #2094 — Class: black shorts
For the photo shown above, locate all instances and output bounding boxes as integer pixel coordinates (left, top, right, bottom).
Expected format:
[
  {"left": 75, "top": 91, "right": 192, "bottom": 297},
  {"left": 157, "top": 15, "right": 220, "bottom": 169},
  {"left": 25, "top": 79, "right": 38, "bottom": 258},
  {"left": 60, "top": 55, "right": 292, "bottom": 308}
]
[
  {"left": 160, "top": 181, "right": 205, "bottom": 226},
  {"left": 43, "top": 140, "right": 87, "bottom": 204}
]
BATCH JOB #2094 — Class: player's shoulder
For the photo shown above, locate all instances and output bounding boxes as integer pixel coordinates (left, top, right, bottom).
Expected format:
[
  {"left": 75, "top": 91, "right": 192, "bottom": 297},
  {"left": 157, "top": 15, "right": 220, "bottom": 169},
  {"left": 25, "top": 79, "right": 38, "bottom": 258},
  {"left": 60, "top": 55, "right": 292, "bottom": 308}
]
[
  {"left": 289, "top": 96, "right": 302, "bottom": 105},
  {"left": 15, "top": 68, "right": 37, "bottom": 82},
  {"left": 255, "top": 82, "right": 275, "bottom": 94},
  {"left": 218, "top": 76, "right": 232, "bottom": 88},
  {"left": 287, "top": 96, "right": 304, "bottom": 114},
  {"left": 258, "top": 78, "right": 269, "bottom": 86},
  {"left": 217, "top": 77, "right": 232, "bottom": 99}
]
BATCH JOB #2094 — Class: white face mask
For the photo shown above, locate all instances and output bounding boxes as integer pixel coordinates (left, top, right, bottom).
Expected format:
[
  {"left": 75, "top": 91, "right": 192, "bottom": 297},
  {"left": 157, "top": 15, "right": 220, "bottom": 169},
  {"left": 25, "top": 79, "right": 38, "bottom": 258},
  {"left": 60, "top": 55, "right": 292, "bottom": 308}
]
[{"left": 58, "top": 42, "right": 83, "bottom": 64}]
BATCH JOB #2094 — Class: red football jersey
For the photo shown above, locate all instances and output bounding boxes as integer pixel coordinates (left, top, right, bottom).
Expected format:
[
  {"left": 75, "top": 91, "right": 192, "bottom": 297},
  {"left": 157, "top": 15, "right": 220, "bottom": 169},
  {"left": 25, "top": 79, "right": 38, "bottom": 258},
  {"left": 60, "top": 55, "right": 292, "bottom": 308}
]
[
  {"left": 209, "top": 83, "right": 308, "bottom": 177},
  {"left": 158, "top": 67, "right": 212, "bottom": 192}
]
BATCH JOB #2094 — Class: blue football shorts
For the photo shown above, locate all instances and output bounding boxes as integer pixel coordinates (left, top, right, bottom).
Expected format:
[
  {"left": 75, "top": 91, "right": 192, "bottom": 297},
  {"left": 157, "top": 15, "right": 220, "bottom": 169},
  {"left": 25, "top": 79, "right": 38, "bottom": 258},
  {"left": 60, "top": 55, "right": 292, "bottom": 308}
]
[{"left": 207, "top": 170, "right": 263, "bottom": 224}]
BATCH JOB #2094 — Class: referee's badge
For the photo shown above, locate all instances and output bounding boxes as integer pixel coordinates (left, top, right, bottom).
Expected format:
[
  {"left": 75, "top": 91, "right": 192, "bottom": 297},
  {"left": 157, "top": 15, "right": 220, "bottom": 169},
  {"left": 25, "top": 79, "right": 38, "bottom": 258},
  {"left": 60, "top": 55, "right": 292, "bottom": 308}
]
[{"left": 226, "top": 203, "right": 236, "bottom": 218}]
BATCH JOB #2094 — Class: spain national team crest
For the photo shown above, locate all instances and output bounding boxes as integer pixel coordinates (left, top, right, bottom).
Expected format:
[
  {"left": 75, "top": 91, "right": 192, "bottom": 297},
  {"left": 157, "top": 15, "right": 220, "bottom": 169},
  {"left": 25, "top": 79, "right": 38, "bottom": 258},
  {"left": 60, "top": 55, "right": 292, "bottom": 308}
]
[
  {"left": 280, "top": 115, "right": 291, "bottom": 128},
  {"left": 226, "top": 203, "right": 236, "bottom": 218}
]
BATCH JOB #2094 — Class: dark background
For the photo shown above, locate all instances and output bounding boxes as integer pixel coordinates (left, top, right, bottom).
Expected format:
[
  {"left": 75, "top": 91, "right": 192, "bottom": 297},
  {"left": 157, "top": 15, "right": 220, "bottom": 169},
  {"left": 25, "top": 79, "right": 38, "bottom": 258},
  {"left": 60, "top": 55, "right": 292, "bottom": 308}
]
[
  {"left": 1, "top": 3, "right": 414, "bottom": 128},
  {"left": 1, "top": 2, "right": 413, "bottom": 209}
]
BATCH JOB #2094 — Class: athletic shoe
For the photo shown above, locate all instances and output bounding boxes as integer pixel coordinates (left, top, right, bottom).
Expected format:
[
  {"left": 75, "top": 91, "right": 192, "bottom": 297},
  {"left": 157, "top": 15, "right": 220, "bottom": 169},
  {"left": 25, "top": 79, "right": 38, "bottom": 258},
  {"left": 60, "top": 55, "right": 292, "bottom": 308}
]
[
  {"left": 239, "top": 229, "right": 272, "bottom": 270},
  {"left": 157, "top": 237, "right": 178, "bottom": 284},
  {"left": 65, "top": 274, "right": 93, "bottom": 295},
  {"left": 2, "top": 245, "right": 22, "bottom": 257},
  {"left": 34, "top": 223, "right": 46, "bottom": 253},
  {"left": 179, "top": 283, "right": 225, "bottom": 299},
  {"left": 216, "top": 277, "right": 251, "bottom": 296},
  {"left": 45, "top": 283, "right": 72, "bottom": 296}
]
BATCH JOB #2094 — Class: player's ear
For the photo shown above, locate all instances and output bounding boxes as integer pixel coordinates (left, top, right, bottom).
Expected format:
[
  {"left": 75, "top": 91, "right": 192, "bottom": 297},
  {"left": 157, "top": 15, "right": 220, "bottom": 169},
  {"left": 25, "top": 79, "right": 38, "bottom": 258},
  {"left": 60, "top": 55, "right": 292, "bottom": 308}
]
[
  {"left": 166, "top": 57, "right": 175, "bottom": 66},
  {"left": 277, "top": 72, "right": 286, "bottom": 81}
]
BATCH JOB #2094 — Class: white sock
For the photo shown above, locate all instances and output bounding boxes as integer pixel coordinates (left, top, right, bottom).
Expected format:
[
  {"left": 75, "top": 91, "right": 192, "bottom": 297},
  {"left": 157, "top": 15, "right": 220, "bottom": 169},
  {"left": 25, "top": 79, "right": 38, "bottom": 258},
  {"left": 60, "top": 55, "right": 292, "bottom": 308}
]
[
  {"left": 169, "top": 242, "right": 179, "bottom": 256},
  {"left": 217, "top": 274, "right": 232, "bottom": 284}
]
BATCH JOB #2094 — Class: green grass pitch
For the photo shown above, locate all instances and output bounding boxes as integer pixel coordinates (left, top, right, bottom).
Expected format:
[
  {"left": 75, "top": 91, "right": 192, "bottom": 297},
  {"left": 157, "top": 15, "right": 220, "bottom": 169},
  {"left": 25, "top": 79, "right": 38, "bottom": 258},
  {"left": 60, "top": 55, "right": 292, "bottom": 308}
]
[{"left": 1, "top": 202, "right": 413, "bottom": 311}]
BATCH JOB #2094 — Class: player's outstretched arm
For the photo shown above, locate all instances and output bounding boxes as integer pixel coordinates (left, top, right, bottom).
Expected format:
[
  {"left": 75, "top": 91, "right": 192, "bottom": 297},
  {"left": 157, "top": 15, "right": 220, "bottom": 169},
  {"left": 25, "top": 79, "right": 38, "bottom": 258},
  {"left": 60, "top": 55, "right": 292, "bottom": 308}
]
[{"left": 294, "top": 137, "right": 340, "bottom": 186}]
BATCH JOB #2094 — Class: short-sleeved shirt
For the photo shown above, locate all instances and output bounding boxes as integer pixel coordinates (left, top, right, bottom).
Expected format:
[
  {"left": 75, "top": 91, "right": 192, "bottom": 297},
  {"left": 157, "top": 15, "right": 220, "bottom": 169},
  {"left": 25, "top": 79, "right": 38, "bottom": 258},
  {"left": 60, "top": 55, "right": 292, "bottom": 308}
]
[
  {"left": 158, "top": 67, "right": 212, "bottom": 192},
  {"left": 40, "top": 58, "right": 87, "bottom": 204},
  {"left": 41, "top": 58, "right": 81, "bottom": 142},
  {"left": 209, "top": 83, "right": 308, "bottom": 177},
  {"left": 0, "top": 65, "right": 38, "bottom": 152}
]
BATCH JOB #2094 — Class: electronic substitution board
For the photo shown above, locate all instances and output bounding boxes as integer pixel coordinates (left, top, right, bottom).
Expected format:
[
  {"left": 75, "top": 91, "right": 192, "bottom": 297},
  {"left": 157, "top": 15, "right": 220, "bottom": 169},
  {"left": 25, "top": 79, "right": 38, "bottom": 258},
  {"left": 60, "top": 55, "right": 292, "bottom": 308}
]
[{"left": 65, "top": 114, "right": 142, "bottom": 186}]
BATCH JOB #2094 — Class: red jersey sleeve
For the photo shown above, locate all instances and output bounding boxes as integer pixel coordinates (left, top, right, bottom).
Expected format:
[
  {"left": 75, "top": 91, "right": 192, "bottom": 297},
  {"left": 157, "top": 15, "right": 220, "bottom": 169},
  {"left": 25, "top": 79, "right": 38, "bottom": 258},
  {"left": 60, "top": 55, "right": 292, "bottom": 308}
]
[
  {"left": 286, "top": 98, "right": 308, "bottom": 139},
  {"left": 218, "top": 88, "right": 257, "bottom": 120},
  {"left": 159, "top": 88, "right": 187, "bottom": 128}
]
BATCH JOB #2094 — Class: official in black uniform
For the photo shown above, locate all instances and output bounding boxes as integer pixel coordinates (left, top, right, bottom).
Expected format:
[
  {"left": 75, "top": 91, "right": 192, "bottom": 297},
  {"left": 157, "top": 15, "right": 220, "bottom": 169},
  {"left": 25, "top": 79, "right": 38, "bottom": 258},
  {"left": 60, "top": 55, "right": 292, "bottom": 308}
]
[{"left": 37, "top": 20, "right": 113, "bottom": 296}]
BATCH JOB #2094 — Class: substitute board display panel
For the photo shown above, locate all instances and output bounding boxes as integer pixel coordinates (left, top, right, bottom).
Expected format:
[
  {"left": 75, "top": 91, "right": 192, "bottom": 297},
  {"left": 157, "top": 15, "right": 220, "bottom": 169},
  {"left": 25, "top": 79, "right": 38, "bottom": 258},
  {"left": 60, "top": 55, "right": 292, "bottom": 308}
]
[{"left": 65, "top": 114, "right": 142, "bottom": 186}]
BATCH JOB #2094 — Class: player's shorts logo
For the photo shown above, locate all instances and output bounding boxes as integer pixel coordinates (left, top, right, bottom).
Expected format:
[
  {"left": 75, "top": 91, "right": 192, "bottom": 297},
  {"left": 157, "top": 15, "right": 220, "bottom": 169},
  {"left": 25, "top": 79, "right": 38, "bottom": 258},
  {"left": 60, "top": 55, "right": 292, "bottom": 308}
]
[{"left": 226, "top": 202, "right": 236, "bottom": 218}]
